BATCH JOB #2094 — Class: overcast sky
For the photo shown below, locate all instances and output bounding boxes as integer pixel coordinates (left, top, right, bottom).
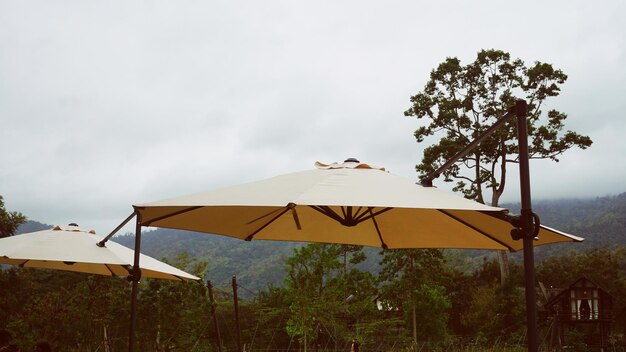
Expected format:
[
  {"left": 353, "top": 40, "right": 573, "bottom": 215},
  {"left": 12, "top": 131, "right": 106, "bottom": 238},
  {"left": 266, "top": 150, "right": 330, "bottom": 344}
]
[{"left": 1, "top": 0, "right": 625, "bottom": 235}]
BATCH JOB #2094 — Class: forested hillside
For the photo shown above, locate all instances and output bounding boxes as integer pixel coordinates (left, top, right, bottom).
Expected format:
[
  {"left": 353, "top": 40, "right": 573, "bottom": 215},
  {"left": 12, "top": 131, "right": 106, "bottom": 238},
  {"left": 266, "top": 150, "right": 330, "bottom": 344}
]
[{"left": 531, "top": 193, "right": 626, "bottom": 247}]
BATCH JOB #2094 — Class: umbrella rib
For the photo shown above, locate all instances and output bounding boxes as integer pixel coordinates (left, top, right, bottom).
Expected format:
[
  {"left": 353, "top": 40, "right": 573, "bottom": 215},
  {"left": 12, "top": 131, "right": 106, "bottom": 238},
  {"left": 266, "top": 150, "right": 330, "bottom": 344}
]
[
  {"left": 341, "top": 206, "right": 350, "bottom": 221},
  {"left": 437, "top": 209, "right": 515, "bottom": 251},
  {"left": 309, "top": 206, "right": 346, "bottom": 224},
  {"left": 369, "top": 209, "right": 389, "bottom": 249},
  {"left": 104, "top": 264, "right": 117, "bottom": 277},
  {"left": 141, "top": 206, "right": 204, "bottom": 226},
  {"left": 309, "top": 206, "right": 393, "bottom": 226},
  {"left": 352, "top": 207, "right": 368, "bottom": 222},
  {"left": 245, "top": 204, "right": 295, "bottom": 241},
  {"left": 354, "top": 207, "right": 393, "bottom": 224},
  {"left": 246, "top": 208, "right": 285, "bottom": 225}
]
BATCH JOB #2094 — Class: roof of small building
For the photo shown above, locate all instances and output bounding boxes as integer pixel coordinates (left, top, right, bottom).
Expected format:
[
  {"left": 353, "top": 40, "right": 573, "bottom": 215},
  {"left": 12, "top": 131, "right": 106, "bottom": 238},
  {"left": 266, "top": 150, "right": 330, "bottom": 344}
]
[{"left": 544, "top": 276, "right": 613, "bottom": 309}]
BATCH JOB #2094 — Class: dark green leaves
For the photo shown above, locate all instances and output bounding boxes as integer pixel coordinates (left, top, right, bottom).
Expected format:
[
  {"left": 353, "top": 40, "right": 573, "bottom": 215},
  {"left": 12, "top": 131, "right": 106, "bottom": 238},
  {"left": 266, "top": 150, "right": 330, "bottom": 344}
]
[
  {"left": 0, "top": 195, "right": 26, "bottom": 238},
  {"left": 405, "top": 49, "right": 592, "bottom": 205}
]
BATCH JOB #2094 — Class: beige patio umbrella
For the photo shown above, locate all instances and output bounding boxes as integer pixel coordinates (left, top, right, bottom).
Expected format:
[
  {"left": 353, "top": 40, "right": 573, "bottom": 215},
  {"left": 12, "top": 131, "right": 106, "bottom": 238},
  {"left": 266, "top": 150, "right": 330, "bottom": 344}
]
[
  {"left": 132, "top": 159, "right": 582, "bottom": 251},
  {"left": 121, "top": 157, "right": 582, "bottom": 352},
  {"left": 0, "top": 223, "right": 199, "bottom": 281}
]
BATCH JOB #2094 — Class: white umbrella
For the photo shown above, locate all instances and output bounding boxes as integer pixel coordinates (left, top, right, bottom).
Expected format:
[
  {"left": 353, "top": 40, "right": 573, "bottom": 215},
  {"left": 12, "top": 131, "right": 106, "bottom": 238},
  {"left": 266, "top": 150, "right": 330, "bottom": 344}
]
[
  {"left": 0, "top": 224, "right": 198, "bottom": 281},
  {"left": 133, "top": 159, "right": 582, "bottom": 251},
  {"left": 124, "top": 157, "right": 582, "bottom": 352}
]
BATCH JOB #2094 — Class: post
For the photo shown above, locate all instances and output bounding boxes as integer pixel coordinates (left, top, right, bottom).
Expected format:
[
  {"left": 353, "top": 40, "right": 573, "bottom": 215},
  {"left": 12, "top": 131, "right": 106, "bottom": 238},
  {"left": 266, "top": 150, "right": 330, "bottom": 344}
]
[
  {"left": 232, "top": 275, "right": 242, "bottom": 352},
  {"left": 516, "top": 100, "right": 538, "bottom": 352},
  {"left": 128, "top": 215, "right": 143, "bottom": 352},
  {"left": 207, "top": 281, "right": 223, "bottom": 352}
]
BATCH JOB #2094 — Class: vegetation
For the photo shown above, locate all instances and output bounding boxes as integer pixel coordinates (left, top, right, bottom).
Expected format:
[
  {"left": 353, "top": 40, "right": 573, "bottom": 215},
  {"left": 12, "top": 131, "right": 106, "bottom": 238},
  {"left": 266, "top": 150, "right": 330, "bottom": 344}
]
[
  {"left": 404, "top": 49, "right": 592, "bottom": 204},
  {"left": 2, "top": 244, "right": 625, "bottom": 351},
  {"left": 0, "top": 195, "right": 26, "bottom": 238},
  {"left": 3, "top": 194, "right": 625, "bottom": 351}
]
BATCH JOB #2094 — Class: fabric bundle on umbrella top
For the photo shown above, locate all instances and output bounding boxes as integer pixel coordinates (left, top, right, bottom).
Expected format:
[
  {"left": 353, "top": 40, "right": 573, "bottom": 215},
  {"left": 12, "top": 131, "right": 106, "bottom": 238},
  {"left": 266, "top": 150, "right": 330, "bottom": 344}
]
[
  {"left": 0, "top": 223, "right": 198, "bottom": 281},
  {"left": 133, "top": 159, "right": 583, "bottom": 251}
]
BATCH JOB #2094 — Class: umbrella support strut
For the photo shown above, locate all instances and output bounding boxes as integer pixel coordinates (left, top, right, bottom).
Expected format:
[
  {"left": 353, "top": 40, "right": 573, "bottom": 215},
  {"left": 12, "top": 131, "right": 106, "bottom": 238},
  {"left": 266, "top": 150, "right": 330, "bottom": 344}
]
[
  {"left": 97, "top": 211, "right": 137, "bottom": 247},
  {"left": 421, "top": 100, "right": 539, "bottom": 352}
]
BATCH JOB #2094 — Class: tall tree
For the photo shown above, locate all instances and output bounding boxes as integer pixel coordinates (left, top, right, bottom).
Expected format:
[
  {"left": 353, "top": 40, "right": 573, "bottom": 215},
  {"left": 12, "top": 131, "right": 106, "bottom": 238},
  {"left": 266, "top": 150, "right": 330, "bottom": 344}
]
[
  {"left": 283, "top": 244, "right": 377, "bottom": 351},
  {"left": 378, "top": 249, "right": 447, "bottom": 345},
  {"left": 284, "top": 244, "right": 343, "bottom": 350},
  {"left": 404, "top": 49, "right": 592, "bottom": 281},
  {"left": 0, "top": 195, "right": 26, "bottom": 238}
]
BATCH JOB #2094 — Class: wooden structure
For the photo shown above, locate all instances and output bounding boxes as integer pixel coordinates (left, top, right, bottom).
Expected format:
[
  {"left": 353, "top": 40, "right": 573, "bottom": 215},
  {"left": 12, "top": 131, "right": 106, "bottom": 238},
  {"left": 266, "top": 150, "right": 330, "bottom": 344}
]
[{"left": 544, "top": 277, "right": 613, "bottom": 350}]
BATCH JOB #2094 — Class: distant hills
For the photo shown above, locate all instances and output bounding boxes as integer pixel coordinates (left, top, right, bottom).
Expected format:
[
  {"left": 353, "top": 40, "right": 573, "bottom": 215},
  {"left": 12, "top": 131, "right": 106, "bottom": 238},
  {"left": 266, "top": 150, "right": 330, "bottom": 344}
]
[
  {"left": 17, "top": 192, "right": 626, "bottom": 296},
  {"left": 523, "top": 193, "right": 626, "bottom": 250}
]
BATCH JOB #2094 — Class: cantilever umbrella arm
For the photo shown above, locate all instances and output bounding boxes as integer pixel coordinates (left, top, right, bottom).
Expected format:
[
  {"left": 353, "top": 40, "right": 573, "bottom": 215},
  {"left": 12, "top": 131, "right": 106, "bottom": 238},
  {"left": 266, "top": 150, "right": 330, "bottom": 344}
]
[
  {"left": 420, "top": 100, "right": 540, "bottom": 352},
  {"left": 97, "top": 211, "right": 138, "bottom": 247}
]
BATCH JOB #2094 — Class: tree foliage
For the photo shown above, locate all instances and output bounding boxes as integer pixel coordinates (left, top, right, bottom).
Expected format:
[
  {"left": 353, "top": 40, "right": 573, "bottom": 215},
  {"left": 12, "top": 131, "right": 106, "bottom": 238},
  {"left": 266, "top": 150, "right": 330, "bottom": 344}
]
[
  {"left": 404, "top": 49, "right": 592, "bottom": 205},
  {"left": 283, "top": 244, "right": 378, "bottom": 350},
  {"left": 3, "top": 191, "right": 626, "bottom": 349},
  {"left": 1, "top": 246, "right": 625, "bottom": 351},
  {"left": 0, "top": 195, "right": 26, "bottom": 238},
  {"left": 378, "top": 249, "right": 449, "bottom": 345}
]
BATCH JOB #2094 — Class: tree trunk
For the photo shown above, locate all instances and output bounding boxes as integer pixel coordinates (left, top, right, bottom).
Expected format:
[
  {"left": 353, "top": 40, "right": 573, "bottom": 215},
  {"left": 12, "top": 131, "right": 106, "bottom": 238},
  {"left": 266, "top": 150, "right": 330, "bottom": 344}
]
[
  {"left": 497, "top": 250, "right": 510, "bottom": 285},
  {"left": 103, "top": 325, "right": 111, "bottom": 352},
  {"left": 156, "top": 323, "right": 161, "bottom": 351},
  {"left": 491, "top": 172, "right": 509, "bottom": 286},
  {"left": 412, "top": 304, "right": 417, "bottom": 345}
]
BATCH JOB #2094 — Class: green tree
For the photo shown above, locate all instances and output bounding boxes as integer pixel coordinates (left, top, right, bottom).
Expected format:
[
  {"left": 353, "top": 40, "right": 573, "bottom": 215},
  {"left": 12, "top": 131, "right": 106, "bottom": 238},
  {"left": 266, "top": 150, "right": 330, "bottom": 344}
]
[
  {"left": 460, "top": 259, "right": 526, "bottom": 342},
  {"left": 404, "top": 49, "right": 593, "bottom": 281},
  {"left": 378, "top": 249, "right": 447, "bottom": 345},
  {"left": 412, "top": 283, "right": 452, "bottom": 345},
  {"left": 255, "top": 285, "right": 293, "bottom": 350},
  {"left": 283, "top": 243, "right": 378, "bottom": 351},
  {"left": 0, "top": 195, "right": 26, "bottom": 238},
  {"left": 284, "top": 244, "right": 343, "bottom": 350},
  {"left": 138, "top": 252, "right": 209, "bottom": 351}
]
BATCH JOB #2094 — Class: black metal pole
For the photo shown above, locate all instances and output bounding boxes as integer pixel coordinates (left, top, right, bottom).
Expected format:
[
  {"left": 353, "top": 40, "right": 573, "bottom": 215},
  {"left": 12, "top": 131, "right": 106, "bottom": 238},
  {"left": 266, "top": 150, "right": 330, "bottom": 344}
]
[
  {"left": 232, "top": 275, "right": 242, "bottom": 352},
  {"left": 97, "top": 211, "right": 137, "bottom": 247},
  {"left": 420, "top": 109, "right": 516, "bottom": 187},
  {"left": 207, "top": 280, "right": 223, "bottom": 352},
  {"left": 516, "top": 100, "right": 538, "bottom": 352},
  {"left": 128, "top": 215, "right": 143, "bottom": 352}
]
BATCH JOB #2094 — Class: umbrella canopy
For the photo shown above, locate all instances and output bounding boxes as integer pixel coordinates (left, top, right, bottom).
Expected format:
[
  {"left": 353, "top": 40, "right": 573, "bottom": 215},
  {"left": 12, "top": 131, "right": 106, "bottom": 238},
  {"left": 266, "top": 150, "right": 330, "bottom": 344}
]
[
  {"left": 133, "top": 159, "right": 582, "bottom": 251},
  {"left": 0, "top": 224, "right": 199, "bottom": 281}
]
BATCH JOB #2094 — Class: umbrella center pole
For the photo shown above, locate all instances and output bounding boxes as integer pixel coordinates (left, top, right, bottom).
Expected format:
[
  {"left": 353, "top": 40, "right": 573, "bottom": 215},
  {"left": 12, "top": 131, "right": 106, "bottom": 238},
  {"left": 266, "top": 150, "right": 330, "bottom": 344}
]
[
  {"left": 516, "top": 101, "right": 539, "bottom": 352},
  {"left": 129, "top": 214, "right": 143, "bottom": 352}
]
